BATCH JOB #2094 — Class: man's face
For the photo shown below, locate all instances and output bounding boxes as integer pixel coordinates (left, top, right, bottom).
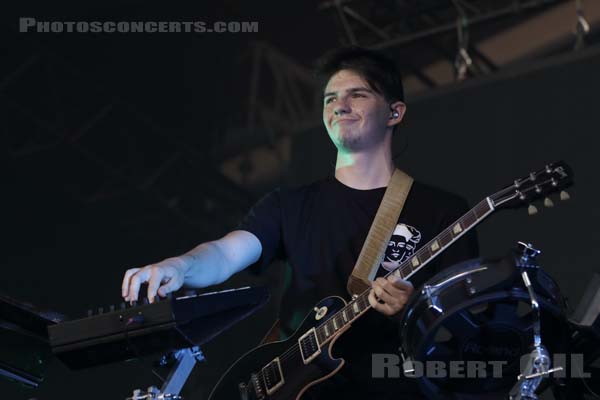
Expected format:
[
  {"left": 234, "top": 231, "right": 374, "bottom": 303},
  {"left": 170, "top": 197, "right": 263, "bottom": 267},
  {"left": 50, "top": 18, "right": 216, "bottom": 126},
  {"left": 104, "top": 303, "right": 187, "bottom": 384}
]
[{"left": 322, "top": 69, "right": 391, "bottom": 152}]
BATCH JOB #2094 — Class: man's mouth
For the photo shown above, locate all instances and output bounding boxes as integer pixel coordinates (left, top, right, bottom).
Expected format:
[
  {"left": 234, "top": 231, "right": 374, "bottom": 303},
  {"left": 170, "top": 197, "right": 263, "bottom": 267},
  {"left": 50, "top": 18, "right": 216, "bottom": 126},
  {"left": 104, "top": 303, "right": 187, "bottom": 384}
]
[{"left": 333, "top": 118, "right": 358, "bottom": 126}]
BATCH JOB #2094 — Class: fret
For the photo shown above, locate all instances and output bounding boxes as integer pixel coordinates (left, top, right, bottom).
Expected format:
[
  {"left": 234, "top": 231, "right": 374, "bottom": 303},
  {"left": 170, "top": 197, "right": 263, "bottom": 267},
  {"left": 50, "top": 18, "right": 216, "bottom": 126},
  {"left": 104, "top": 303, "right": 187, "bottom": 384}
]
[
  {"left": 352, "top": 301, "right": 360, "bottom": 315},
  {"left": 420, "top": 247, "right": 432, "bottom": 263},
  {"left": 342, "top": 309, "right": 349, "bottom": 323},
  {"left": 439, "top": 230, "right": 453, "bottom": 246},
  {"left": 462, "top": 210, "right": 477, "bottom": 226},
  {"left": 332, "top": 316, "right": 339, "bottom": 330},
  {"left": 359, "top": 294, "right": 369, "bottom": 311},
  {"left": 473, "top": 201, "right": 490, "bottom": 219},
  {"left": 316, "top": 329, "right": 324, "bottom": 344},
  {"left": 324, "top": 324, "right": 330, "bottom": 337}
]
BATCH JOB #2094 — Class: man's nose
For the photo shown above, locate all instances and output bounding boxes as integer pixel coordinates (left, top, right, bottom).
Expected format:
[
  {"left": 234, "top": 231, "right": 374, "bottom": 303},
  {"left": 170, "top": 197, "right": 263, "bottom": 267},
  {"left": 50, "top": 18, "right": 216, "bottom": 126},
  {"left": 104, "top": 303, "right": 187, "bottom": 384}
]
[{"left": 333, "top": 99, "right": 350, "bottom": 116}]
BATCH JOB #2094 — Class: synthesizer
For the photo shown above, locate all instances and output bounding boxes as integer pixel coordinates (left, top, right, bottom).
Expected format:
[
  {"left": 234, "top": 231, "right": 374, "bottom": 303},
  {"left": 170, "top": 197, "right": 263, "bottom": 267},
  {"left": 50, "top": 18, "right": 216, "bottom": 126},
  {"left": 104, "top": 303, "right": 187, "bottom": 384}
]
[{"left": 48, "top": 286, "right": 269, "bottom": 369}]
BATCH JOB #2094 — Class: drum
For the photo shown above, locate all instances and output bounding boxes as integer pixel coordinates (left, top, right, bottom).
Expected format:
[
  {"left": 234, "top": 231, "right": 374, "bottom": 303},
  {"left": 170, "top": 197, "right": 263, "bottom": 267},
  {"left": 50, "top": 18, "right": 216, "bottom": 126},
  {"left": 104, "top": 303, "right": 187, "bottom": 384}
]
[{"left": 399, "top": 250, "right": 568, "bottom": 399}]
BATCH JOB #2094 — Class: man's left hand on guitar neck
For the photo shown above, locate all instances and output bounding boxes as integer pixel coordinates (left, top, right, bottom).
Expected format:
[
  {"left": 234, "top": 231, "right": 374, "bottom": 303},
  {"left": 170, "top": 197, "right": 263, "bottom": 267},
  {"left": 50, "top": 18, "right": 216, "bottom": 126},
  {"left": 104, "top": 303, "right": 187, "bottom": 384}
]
[{"left": 368, "top": 275, "right": 414, "bottom": 317}]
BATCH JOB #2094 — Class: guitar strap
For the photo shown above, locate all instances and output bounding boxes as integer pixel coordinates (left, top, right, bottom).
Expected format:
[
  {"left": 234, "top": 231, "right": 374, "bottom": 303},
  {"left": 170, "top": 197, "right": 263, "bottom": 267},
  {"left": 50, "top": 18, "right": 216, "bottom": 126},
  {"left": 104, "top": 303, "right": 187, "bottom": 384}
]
[{"left": 346, "top": 168, "right": 413, "bottom": 296}]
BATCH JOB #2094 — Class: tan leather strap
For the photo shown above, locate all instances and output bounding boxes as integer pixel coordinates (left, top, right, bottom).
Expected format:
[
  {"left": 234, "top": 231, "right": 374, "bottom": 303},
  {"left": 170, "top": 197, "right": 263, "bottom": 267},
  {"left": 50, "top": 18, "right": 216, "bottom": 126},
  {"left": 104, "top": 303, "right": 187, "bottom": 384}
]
[{"left": 347, "top": 169, "right": 414, "bottom": 296}]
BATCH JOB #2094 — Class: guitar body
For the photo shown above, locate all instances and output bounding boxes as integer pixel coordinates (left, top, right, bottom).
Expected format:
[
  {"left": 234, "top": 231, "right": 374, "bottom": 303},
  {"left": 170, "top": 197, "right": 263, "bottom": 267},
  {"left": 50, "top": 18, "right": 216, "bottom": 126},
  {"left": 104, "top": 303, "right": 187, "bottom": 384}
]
[{"left": 209, "top": 296, "right": 348, "bottom": 400}]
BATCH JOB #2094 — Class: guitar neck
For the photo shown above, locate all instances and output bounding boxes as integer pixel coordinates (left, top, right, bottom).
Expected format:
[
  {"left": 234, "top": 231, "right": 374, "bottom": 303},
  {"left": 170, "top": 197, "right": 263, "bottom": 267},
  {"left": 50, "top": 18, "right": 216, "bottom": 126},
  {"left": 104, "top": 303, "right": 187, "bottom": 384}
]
[{"left": 313, "top": 197, "right": 495, "bottom": 346}]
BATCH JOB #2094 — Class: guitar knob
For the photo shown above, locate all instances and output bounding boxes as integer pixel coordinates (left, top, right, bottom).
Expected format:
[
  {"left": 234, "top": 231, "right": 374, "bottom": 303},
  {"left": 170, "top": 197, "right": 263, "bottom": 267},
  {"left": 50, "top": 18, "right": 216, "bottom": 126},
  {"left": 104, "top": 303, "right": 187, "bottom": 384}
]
[
  {"left": 528, "top": 205, "right": 538, "bottom": 215},
  {"left": 544, "top": 197, "right": 554, "bottom": 208},
  {"left": 560, "top": 190, "right": 570, "bottom": 201}
]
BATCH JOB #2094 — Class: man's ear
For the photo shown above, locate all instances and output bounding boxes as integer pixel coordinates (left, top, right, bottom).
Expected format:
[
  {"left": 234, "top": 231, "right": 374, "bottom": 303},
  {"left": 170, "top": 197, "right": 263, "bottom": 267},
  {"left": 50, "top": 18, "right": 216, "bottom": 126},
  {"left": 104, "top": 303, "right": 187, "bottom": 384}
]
[{"left": 387, "top": 101, "right": 407, "bottom": 128}]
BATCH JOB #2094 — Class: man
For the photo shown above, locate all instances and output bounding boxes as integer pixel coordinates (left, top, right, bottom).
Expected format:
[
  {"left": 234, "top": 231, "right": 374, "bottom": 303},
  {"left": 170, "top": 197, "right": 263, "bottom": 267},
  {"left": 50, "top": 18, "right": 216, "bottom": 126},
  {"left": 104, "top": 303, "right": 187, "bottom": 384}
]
[{"left": 122, "top": 47, "right": 478, "bottom": 399}]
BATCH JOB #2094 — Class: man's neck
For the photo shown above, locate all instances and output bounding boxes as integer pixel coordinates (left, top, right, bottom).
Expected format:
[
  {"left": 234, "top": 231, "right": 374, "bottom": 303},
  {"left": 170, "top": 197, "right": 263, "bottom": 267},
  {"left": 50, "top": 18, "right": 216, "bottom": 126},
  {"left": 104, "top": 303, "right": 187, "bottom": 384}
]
[{"left": 334, "top": 145, "right": 395, "bottom": 190}]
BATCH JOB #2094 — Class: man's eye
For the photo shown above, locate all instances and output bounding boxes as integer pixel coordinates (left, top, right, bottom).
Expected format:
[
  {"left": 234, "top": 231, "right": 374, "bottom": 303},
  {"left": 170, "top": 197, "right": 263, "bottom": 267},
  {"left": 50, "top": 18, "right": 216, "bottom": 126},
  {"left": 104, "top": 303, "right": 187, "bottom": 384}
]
[
  {"left": 324, "top": 97, "right": 335, "bottom": 104},
  {"left": 352, "top": 93, "right": 365, "bottom": 98}
]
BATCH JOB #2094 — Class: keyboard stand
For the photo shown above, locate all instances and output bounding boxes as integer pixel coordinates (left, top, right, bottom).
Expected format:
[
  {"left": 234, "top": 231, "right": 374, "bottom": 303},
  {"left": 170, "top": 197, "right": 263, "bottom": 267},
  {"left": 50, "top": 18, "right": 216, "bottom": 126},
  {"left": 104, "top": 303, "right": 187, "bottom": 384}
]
[{"left": 127, "top": 346, "right": 205, "bottom": 400}]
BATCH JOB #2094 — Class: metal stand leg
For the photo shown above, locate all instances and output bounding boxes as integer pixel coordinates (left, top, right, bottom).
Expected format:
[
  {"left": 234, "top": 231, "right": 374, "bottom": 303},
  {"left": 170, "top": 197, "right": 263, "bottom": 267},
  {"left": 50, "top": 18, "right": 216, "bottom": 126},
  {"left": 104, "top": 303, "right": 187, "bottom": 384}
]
[
  {"left": 508, "top": 270, "right": 563, "bottom": 400},
  {"left": 127, "top": 346, "right": 205, "bottom": 400}
]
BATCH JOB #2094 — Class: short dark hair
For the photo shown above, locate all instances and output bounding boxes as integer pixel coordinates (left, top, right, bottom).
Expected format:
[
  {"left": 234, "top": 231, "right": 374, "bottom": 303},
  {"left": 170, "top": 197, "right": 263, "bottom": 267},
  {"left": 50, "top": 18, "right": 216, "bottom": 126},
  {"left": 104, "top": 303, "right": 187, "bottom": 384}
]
[{"left": 314, "top": 46, "right": 404, "bottom": 103}]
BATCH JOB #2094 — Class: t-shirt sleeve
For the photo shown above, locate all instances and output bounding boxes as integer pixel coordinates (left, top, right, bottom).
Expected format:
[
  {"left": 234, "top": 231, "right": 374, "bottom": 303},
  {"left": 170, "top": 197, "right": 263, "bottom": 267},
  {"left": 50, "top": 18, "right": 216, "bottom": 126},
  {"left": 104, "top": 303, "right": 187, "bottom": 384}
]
[{"left": 236, "top": 189, "right": 284, "bottom": 274}]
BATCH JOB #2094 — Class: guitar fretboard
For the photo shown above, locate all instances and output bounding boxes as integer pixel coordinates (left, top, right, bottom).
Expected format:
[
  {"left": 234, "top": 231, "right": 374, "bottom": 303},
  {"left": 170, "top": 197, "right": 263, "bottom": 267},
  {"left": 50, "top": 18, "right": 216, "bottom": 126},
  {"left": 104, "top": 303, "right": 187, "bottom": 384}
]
[{"left": 314, "top": 198, "right": 494, "bottom": 345}]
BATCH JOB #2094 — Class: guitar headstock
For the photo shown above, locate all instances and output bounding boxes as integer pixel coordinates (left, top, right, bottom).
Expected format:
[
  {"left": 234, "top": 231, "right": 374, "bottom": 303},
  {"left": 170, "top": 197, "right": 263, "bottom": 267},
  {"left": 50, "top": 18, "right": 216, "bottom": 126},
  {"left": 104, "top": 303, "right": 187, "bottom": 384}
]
[{"left": 489, "top": 161, "right": 573, "bottom": 212}]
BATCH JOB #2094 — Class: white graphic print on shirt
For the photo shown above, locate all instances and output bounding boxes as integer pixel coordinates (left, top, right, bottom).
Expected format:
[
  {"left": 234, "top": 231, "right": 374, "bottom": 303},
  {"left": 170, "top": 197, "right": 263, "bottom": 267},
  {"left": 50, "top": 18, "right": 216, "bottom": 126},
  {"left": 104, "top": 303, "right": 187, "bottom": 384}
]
[{"left": 381, "top": 224, "right": 422, "bottom": 272}]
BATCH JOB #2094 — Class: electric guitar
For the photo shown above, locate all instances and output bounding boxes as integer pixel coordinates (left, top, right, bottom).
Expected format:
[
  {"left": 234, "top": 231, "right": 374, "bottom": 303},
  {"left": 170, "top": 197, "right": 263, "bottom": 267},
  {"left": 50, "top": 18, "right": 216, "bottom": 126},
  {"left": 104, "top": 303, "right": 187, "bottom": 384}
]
[{"left": 209, "top": 161, "right": 573, "bottom": 400}]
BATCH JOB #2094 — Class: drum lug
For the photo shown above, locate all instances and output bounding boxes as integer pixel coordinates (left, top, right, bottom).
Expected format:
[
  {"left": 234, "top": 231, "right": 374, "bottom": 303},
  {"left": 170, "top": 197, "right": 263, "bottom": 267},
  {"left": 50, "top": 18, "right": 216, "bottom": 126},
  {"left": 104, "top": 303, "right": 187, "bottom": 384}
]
[
  {"left": 464, "top": 277, "right": 477, "bottom": 296},
  {"left": 422, "top": 285, "right": 443, "bottom": 314}
]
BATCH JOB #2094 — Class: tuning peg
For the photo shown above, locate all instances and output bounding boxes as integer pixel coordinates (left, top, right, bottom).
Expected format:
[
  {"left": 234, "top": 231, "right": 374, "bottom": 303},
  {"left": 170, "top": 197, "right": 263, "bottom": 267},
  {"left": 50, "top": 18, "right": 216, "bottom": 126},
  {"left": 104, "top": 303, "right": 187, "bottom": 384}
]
[
  {"left": 528, "top": 205, "right": 538, "bottom": 215},
  {"left": 544, "top": 197, "right": 554, "bottom": 208},
  {"left": 560, "top": 190, "right": 570, "bottom": 201}
]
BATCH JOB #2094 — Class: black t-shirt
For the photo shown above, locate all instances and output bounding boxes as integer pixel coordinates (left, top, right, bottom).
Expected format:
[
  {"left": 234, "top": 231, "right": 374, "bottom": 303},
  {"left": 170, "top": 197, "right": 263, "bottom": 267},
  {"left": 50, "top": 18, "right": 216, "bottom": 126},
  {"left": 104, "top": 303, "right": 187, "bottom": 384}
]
[{"left": 238, "top": 175, "right": 479, "bottom": 399}]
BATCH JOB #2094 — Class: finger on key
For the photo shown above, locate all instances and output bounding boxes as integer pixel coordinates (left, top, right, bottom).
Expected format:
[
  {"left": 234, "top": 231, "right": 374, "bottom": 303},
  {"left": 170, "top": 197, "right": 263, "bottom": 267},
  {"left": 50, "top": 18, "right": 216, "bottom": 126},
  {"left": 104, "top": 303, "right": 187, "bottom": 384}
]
[
  {"left": 122, "top": 268, "right": 140, "bottom": 299},
  {"left": 128, "top": 268, "right": 150, "bottom": 302},
  {"left": 146, "top": 268, "right": 164, "bottom": 303}
]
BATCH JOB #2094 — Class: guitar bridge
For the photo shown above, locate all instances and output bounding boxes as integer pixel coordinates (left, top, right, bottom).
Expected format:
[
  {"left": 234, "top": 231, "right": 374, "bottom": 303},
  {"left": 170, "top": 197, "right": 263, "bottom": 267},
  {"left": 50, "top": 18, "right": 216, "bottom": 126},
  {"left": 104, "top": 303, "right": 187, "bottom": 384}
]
[
  {"left": 249, "top": 373, "right": 265, "bottom": 399},
  {"left": 298, "top": 327, "right": 321, "bottom": 365}
]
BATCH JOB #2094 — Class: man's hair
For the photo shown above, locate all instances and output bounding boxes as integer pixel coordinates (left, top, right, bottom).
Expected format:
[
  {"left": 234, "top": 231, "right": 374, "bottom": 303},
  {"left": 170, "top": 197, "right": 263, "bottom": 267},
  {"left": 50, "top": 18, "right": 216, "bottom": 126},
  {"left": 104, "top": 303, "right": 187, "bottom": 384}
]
[{"left": 314, "top": 46, "right": 404, "bottom": 104}]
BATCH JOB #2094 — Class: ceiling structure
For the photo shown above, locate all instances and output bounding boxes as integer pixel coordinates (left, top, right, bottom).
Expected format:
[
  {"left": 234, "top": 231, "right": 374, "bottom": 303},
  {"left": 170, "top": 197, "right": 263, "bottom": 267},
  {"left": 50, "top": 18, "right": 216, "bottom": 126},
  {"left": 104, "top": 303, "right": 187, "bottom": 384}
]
[{"left": 2, "top": 0, "right": 599, "bottom": 236}]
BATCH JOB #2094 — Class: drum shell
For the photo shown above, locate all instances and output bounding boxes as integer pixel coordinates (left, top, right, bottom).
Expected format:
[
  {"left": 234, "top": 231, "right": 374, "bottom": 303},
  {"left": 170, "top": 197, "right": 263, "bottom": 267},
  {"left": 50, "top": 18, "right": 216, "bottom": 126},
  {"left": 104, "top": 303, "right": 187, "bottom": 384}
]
[{"left": 399, "top": 254, "right": 568, "bottom": 398}]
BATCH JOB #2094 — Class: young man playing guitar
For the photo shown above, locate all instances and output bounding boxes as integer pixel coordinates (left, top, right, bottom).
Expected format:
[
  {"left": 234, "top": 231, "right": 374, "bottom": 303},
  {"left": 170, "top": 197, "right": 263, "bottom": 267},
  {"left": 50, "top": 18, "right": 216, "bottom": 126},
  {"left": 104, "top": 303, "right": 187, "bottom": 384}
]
[{"left": 121, "top": 47, "right": 478, "bottom": 399}]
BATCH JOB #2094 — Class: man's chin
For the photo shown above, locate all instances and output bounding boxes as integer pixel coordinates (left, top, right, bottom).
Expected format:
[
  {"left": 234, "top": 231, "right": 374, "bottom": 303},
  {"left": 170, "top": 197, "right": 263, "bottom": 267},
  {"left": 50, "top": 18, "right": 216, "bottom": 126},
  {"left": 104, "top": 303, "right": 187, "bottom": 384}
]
[{"left": 334, "top": 134, "right": 365, "bottom": 151}]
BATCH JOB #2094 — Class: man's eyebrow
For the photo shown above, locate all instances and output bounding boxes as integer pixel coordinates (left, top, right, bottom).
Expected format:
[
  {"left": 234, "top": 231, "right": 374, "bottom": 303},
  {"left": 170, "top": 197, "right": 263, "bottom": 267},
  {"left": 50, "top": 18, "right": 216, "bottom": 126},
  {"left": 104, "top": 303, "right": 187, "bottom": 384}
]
[{"left": 323, "top": 87, "right": 374, "bottom": 98}]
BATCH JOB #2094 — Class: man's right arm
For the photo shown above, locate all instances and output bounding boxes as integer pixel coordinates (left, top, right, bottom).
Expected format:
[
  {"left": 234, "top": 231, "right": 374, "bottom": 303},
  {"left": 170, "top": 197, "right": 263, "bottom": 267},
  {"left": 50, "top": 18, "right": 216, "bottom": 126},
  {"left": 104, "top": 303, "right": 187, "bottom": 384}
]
[{"left": 121, "top": 230, "right": 262, "bottom": 303}]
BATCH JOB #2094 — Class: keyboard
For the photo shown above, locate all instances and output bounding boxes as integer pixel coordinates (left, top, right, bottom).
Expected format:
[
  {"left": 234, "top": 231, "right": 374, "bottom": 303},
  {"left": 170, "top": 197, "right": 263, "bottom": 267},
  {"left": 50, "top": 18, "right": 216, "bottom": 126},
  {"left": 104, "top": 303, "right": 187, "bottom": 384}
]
[{"left": 48, "top": 286, "right": 269, "bottom": 369}]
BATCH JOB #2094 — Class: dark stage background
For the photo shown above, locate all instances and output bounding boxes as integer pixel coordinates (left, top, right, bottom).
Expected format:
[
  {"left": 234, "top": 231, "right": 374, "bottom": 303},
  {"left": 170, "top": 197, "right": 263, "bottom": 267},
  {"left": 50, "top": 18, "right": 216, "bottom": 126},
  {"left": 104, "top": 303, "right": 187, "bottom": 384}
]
[{"left": 1, "top": 2, "right": 599, "bottom": 400}]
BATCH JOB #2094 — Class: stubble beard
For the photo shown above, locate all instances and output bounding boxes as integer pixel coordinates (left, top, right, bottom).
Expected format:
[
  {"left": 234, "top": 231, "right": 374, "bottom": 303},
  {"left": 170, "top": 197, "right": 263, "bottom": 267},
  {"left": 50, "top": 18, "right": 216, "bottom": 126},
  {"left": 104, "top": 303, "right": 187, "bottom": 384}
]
[{"left": 331, "top": 124, "right": 367, "bottom": 152}]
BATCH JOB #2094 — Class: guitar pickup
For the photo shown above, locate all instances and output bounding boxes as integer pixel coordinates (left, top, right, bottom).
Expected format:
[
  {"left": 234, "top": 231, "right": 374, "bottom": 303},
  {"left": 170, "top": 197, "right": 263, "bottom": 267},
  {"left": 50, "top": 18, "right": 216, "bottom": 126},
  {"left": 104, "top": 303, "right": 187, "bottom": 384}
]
[
  {"left": 261, "top": 357, "right": 284, "bottom": 395},
  {"left": 298, "top": 327, "right": 321, "bottom": 365}
]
